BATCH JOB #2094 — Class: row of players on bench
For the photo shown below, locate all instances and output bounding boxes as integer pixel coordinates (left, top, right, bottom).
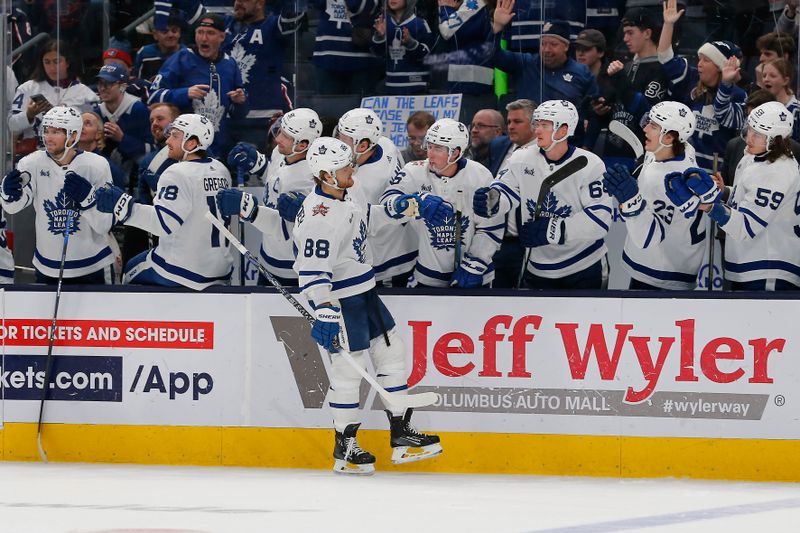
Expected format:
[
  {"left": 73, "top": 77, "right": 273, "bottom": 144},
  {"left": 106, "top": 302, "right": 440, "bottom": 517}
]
[{"left": 2, "top": 98, "right": 797, "bottom": 291}]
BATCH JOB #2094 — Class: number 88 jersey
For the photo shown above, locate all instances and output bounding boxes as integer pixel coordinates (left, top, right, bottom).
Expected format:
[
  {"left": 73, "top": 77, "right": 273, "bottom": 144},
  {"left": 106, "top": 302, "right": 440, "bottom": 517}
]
[{"left": 293, "top": 185, "right": 375, "bottom": 306}]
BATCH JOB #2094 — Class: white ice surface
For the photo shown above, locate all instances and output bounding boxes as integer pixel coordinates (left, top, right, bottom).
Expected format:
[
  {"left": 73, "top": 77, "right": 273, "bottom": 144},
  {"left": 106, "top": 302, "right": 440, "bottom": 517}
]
[{"left": 0, "top": 462, "right": 799, "bottom": 533}]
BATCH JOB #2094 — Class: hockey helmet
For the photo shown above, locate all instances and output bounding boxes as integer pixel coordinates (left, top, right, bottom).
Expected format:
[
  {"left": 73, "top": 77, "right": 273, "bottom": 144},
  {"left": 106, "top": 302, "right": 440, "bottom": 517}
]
[
  {"left": 533, "top": 100, "right": 579, "bottom": 139},
  {"left": 280, "top": 108, "right": 322, "bottom": 154},
  {"left": 647, "top": 101, "right": 695, "bottom": 142},
  {"left": 41, "top": 106, "right": 83, "bottom": 153},
  {"left": 307, "top": 137, "right": 353, "bottom": 189},
  {"left": 336, "top": 108, "right": 382, "bottom": 152},
  {"left": 168, "top": 113, "right": 215, "bottom": 155},
  {"left": 748, "top": 101, "right": 793, "bottom": 146}
]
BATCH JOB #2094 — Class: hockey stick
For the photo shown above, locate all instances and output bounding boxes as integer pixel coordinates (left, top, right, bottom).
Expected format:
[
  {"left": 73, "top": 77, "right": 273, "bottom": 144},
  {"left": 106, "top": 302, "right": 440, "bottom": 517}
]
[
  {"left": 453, "top": 188, "right": 463, "bottom": 270},
  {"left": 37, "top": 205, "right": 74, "bottom": 462},
  {"left": 236, "top": 167, "right": 246, "bottom": 286},
  {"left": 204, "top": 211, "right": 439, "bottom": 409},
  {"left": 707, "top": 153, "right": 719, "bottom": 291},
  {"left": 516, "top": 155, "right": 590, "bottom": 289},
  {"left": 609, "top": 120, "right": 644, "bottom": 160}
]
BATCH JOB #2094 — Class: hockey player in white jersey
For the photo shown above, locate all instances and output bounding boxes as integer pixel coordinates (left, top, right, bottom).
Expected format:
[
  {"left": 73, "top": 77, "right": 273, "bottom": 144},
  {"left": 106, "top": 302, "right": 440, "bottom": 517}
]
[
  {"left": 68, "top": 113, "right": 234, "bottom": 290},
  {"left": 334, "top": 108, "right": 417, "bottom": 285},
  {"left": 474, "top": 100, "right": 612, "bottom": 289},
  {"left": 217, "top": 108, "right": 322, "bottom": 285},
  {"left": 0, "top": 210, "right": 13, "bottom": 283},
  {"left": 381, "top": 118, "right": 505, "bottom": 288},
  {"left": 602, "top": 101, "right": 707, "bottom": 290},
  {"left": 680, "top": 101, "right": 800, "bottom": 290},
  {"left": 1, "top": 106, "right": 115, "bottom": 284},
  {"left": 294, "top": 137, "right": 440, "bottom": 475}
]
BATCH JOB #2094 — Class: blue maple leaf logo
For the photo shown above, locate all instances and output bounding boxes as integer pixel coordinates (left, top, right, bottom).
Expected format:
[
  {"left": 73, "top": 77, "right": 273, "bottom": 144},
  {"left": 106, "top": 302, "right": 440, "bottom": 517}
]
[
  {"left": 352, "top": 220, "right": 368, "bottom": 263},
  {"left": 43, "top": 189, "right": 79, "bottom": 236},
  {"left": 424, "top": 214, "right": 470, "bottom": 251},
  {"left": 466, "top": 0, "right": 478, "bottom": 9},
  {"left": 525, "top": 191, "right": 572, "bottom": 220}
]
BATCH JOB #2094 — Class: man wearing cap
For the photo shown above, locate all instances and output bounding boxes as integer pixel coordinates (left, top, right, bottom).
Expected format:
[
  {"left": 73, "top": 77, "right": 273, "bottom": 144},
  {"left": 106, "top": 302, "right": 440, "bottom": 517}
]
[
  {"left": 154, "top": 0, "right": 206, "bottom": 33},
  {"left": 223, "top": 0, "right": 302, "bottom": 146},
  {"left": 104, "top": 41, "right": 152, "bottom": 103},
  {"left": 149, "top": 13, "right": 248, "bottom": 158},
  {"left": 134, "top": 16, "right": 187, "bottom": 82},
  {"left": 492, "top": 3, "right": 598, "bottom": 112},
  {"left": 619, "top": 8, "right": 667, "bottom": 106},
  {"left": 574, "top": 29, "right": 606, "bottom": 79},
  {"left": 93, "top": 63, "right": 153, "bottom": 177}
]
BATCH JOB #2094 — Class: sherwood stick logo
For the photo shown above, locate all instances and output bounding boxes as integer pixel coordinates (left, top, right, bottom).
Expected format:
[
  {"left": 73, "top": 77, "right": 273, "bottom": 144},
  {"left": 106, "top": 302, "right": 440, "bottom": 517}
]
[{"left": 272, "top": 315, "right": 781, "bottom": 421}]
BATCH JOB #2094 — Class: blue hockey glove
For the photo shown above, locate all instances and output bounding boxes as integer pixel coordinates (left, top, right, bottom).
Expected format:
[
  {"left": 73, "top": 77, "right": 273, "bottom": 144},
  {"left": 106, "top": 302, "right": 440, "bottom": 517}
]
[
  {"left": 519, "top": 217, "right": 566, "bottom": 247},
  {"left": 1, "top": 169, "right": 25, "bottom": 202},
  {"left": 63, "top": 171, "right": 96, "bottom": 209},
  {"left": 419, "top": 193, "right": 454, "bottom": 226},
  {"left": 385, "top": 193, "right": 421, "bottom": 219},
  {"left": 451, "top": 254, "right": 489, "bottom": 288},
  {"left": 217, "top": 188, "right": 258, "bottom": 221},
  {"left": 706, "top": 201, "right": 730, "bottom": 226},
  {"left": 664, "top": 171, "right": 699, "bottom": 218},
  {"left": 602, "top": 164, "right": 638, "bottom": 203},
  {"left": 96, "top": 185, "right": 134, "bottom": 225},
  {"left": 473, "top": 187, "right": 500, "bottom": 218},
  {"left": 227, "top": 142, "right": 264, "bottom": 175},
  {"left": 311, "top": 304, "right": 341, "bottom": 353},
  {"left": 683, "top": 167, "right": 721, "bottom": 204},
  {"left": 277, "top": 191, "right": 306, "bottom": 222}
]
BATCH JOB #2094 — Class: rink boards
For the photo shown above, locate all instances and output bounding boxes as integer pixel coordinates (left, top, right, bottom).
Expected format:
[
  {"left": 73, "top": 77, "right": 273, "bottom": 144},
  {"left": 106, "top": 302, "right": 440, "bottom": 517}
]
[{"left": 0, "top": 287, "right": 799, "bottom": 481}]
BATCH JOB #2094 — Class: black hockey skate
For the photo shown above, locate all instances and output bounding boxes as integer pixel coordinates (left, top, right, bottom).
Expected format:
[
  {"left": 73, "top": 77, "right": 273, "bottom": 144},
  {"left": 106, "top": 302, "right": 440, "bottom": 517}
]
[
  {"left": 333, "top": 423, "right": 376, "bottom": 475},
  {"left": 385, "top": 409, "right": 443, "bottom": 464}
]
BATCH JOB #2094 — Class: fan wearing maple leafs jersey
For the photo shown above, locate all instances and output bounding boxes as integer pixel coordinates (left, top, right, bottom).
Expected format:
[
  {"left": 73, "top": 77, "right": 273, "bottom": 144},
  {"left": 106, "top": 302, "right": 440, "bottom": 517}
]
[
  {"left": 381, "top": 119, "right": 504, "bottom": 288},
  {"left": 222, "top": 0, "right": 301, "bottom": 136},
  {"left": 476, "top": 101, "right": 612, "bottom": 289},
  {"left": 1, "top": 107, "right": 115, "bottom": 284}
]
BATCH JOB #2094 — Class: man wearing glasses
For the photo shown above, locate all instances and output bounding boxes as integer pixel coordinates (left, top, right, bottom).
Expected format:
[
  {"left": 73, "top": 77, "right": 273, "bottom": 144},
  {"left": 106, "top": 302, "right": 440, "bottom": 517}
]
[{"left": 467, "top": 108, "right": 504, "bottom": 169}]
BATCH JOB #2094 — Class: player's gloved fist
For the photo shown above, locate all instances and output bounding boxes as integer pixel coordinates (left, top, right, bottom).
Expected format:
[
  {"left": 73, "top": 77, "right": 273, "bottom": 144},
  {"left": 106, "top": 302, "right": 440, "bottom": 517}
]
[
  {"left": 683, "top": 167, "right": 721, "bottom": 204},
  {"left": 63, "top": 171, "right": 96, "bottom": 209},
  {"left": 277, "top": 191, "right": 306, "bottom": 222},
  {"left": 96, "top": 185, "right": 134, "bottom": 225},
  {"left": 419, "top": 193, "right": 454, "bottom": 226},
  {"left": 473, "top": 187, "right": 500, "bottom": 218},
  {"left": 1, "top": 169, "right": 25, "bottom": 202},
  {"left": 520, "top": 216, "right": 566, "bottom": 247},
  {"left": 311, "top": 304, "right": 341, "bottom": 353},
  {"left": 217, "top": 188, "right": 258, "bottom": 222},
  {"left": 385, "top": 193, "right": 420, "bottom": 219},
  {"left": 451, "top": 254, "right": 488, "bottom": 288},
  {"left": 227, "top": 142, "right": 264, "bottom": 174},
  {"left": 602, "top": 163, "right": 638, "bottom": 203},
  {"left": 664, "top": 171, "right": 699, "bottom": 218}
]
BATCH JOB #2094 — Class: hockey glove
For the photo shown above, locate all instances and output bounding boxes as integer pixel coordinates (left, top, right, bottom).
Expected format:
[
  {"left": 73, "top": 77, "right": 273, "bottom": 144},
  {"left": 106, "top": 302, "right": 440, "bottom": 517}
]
[
  {"left": 473, "top": 187, "right": 501, "bottom": 218},
  {"left": 227, "top": 142, "right": 265, "bottom": 175},
  {"left": 385, "top": 193, "right": 421, "bottom": 219},
  {"left": 63, "top": 171, "right": 96, "bottom": 209},
  {"left": 419, "top": 193, "right": 454, "bottom": 226},
  {"left": 311, "top": 304, "right": 341, "bottom": 353},
  {"left": 706, "top": 200, "right": 731, "bottom": 226},
  {"left": 519, "top": 217, "right": 566, "bottom": 247},
  {"left": 664, "top": 171, "right": 699, "bottom": 218},
  {"left": 602, "top": 163, "right": 638, "bottom": 202},
  {"left": 683, "top": 167, "right": 721, "bottom": 204},
  {"left": 277, "top": 191, "right": 306, "bottom": 222},
  {"left": 1, "top": 169, "right": 25, "bottom": 202},
  {"left": 451, "top": 254, "right": 488, "bottom": 288},
  {"left": 217, "top": 188, "right": 258, "bottom": 222},
  {"left": 96, "top": 185, "right": 134, "bottom": 225}
]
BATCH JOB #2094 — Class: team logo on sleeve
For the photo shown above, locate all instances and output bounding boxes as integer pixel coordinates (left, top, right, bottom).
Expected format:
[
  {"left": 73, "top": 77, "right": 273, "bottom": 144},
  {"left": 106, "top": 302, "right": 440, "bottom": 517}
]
[
  {"left": 424, "top": 215, "right": 469, "bottom": 251},
  {"left": 526, "top": 192, "right": 572, "bottom": 220},
  {"left": 44, "top": 190, "right": 79, "bottom": 236},
  {"left": 312, "top": 203, "right": 329, "bottom": 216},
  {"left": 352, "top": 220, "right": 368, "bottom": 263}
]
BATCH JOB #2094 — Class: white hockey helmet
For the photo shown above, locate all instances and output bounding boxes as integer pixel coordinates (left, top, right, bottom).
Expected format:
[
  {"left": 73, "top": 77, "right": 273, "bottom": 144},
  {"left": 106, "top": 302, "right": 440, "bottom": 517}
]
[
  {"left": 648, "top": 100, "right": 695, "bottom": 142},
  {"left": 424, "top": 118, "right": 469, "bottom": 159},
  {"left": 168, "top": 113, "right": 215, "bottom": 156},
  {"left": 307, "top": 137, "right": 353, "bottom": 189},
  {"left": 748, "top": 101, "right": 793, "bottom": 147},
  {"left": 41, "top": 106, "right": 83, "bottom": 153},
  {"left": 280, "top": 107, "right": 322, "bottom": 154},
  {"left": 533, "top": 100, "right": 579, "bottom": 149},
  {"left": 336, "top": 108, "right": 382, "bottom": 154}
]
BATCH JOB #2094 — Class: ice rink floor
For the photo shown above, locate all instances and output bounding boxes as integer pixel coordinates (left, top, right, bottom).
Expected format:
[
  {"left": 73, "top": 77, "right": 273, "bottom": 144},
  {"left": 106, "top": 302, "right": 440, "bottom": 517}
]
[{"left": 1, "top": 462, "right": 799, "bottom": 533}]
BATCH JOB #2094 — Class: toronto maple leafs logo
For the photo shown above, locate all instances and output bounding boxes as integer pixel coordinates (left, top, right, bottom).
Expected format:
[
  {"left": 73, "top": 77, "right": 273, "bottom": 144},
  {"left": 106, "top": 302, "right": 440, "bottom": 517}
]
[
  {"left": 230, "top": 42, "right": 256, "bottom": 85},
  {"left": 424, "top": 214, "right": 469, "bottom": 251},
  {"left": 309, "top": 119, "right": 317, "bottom": 129},
  {"left": 678, "top": 108, "right": 687, "bottom": 117},
  {"left": 526, "top": 191, "right": 572, "bottom": 220},
  {"left": 780, "top": 112, "right": 788, "bottom": 122},
  {"left": 352, "top": 220, "right": 367, "bottom": 263},
  {"left": 365, "top": 115, "right": 374, "bottom": 124},
  {"left": 312, "top": 202, "right": 329, "bottom": 216},
  {"left": 563, "top": 73, "right": 573, "bottom": 83},
  {"left": 43, "top": 189, "right": 79, "bottom": 236},
  {"left": 466, "top": 0, "right": 478, "bottom": 8},
  {"left": 318, "top": 145, "right": 328, "bottom": 155},
  {"left": 192, "top": 90, "right": 224, "bottom": 132}
]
